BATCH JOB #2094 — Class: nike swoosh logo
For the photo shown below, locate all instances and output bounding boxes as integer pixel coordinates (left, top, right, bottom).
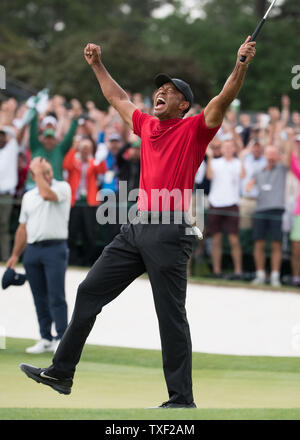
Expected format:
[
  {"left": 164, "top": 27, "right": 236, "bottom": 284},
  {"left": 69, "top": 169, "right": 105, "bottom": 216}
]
[{"left": 40, "top": 371, "right": 59, "bottom": 381}]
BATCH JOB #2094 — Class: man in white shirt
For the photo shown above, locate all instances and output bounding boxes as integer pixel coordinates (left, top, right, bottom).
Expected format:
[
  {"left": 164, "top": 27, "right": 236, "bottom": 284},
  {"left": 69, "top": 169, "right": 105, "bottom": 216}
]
[
  {"left": 206, "top": 139, "right": 245, "bottom": 278},
  {"left": 0, "top": 128, "right": 19, "bottom": 261},
  {"left": 6, "top": 157, "right": 71, "bottom": 354}
]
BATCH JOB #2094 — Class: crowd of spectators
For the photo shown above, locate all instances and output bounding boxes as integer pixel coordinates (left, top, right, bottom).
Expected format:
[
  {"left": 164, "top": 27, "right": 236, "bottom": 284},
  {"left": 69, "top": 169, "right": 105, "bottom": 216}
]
[{"left": 0, "top": 90, "right": 300, "bottom": 287}]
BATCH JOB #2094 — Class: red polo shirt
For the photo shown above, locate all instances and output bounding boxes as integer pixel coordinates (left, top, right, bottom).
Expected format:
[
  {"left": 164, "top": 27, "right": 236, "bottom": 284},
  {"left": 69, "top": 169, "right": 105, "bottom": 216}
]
[{"left": 132, "top": 109, "right": 220, "bottom": 211}]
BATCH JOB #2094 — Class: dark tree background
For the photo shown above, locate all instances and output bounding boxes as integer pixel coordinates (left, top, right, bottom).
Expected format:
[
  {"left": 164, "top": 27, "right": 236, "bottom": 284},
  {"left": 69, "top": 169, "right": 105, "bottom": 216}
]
[{"left": 0, "top": 0, "right": 299, "bottom": 111}]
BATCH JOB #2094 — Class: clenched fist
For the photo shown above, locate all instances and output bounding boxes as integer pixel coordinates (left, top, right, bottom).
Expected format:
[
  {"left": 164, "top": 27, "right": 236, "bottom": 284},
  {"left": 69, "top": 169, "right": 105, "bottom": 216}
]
[
  {"left": 84, "top": 43, "right": 101, "bottom": 67},
  {"left": 238, "top": 36, "right": 256, "bottom": 65}
]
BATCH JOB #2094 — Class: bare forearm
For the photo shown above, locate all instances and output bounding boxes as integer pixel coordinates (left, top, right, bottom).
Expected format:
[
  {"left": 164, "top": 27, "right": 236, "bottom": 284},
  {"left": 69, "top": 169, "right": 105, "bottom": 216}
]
[
  {"left": 206, "top": 158, "right": 213, "bottom": 180},
  {"left": 92, "top": 62, "right": 129, "bottom": 106},
  {"left": 218, "top": 62, "right": 248, "bottom": 110},
  {"left": 12, "top": 225, "right": 27, "bottom": 258},
  {"left": 34, "top": 172, "right": 58, "bottom": 201}
]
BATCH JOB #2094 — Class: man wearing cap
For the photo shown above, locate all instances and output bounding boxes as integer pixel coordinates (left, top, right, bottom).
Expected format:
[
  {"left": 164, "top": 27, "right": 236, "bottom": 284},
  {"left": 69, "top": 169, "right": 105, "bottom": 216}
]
[
  {"left": 7, "top": 157, "right": 71, "bottom": 354},
  {"left": 20, "top": 38, "right": 256, "bottom": 406},
  {"left": 25, "top": 107, "right": 81, "bottom": 190}
]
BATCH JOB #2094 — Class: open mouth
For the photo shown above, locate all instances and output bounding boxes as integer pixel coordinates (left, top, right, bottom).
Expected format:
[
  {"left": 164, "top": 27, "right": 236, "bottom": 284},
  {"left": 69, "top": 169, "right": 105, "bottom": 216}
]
[{"left": 154, "top": 96, "right": 166, "bottom": 111}]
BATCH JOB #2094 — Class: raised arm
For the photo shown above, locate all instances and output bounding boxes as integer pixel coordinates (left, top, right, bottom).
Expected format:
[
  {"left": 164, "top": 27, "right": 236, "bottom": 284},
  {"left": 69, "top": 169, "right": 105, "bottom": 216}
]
[
  {"left": 30, "top": 157, "right": 59, "bottom": 202},
  {"left": 204, "top": 37, "right": 256, "bottom": 129},
  {"left": 84, "top": 43, "right": 137, "bottom": 130}
]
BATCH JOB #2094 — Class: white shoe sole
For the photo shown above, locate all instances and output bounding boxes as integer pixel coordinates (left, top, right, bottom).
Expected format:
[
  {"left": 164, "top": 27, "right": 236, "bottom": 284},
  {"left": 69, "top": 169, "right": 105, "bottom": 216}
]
[{"left": 25, "top": 347, "right": 54, "bottom": 354}]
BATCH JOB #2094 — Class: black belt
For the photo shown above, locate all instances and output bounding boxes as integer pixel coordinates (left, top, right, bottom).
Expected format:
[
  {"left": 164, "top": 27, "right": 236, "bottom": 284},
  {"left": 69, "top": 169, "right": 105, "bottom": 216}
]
[{"left": 30, "top": 239, "right": 67, "bottom": 247}]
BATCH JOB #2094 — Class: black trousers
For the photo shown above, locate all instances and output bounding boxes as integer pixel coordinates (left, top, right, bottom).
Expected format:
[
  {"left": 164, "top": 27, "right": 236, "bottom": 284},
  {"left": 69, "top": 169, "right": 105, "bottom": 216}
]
[{"left": 49, "top": 218, "right": 195, "bottom": 404}]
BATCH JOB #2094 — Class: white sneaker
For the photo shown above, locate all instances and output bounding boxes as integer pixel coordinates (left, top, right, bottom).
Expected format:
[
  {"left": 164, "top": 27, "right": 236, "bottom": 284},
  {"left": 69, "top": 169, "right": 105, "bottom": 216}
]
[
  {"left": 251, "top": 270, "right": 266, "bottom": 285},
  {"left": 25, "top": 338, "right": 53, "bottom": 354},
  {"left": 251, "top": 276, "right": 265, "bottom": 285},
  {"left": 270, "top": 272, "right": 281, "bottom": 287},
  {"left": 270, "top": 278, "right": 282, "bottom": 287}
]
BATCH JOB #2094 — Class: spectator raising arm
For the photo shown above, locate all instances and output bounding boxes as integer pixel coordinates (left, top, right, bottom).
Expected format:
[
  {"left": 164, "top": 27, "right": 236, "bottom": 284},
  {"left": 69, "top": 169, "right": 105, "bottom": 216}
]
[
  {"left": 204, "top": 37, "right": 256, "bottom": 129},
  {"left": 282, "top": 127, "right": 295, "bottom": 167},
  {"left": 84, "top": 43, "right": 137, "bottom": 130},
  {"left": 60, "top": 103, "right": 81, "bottom": 156},
  {"left": 29, "top": 110, "right": 40, "bottom": 153}
]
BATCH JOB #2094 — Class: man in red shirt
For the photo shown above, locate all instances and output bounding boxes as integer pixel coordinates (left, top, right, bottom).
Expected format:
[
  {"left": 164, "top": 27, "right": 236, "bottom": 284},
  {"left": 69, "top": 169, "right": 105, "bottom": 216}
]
[{"left": 20, "top": 38, "right": 256, "bottom": 407}]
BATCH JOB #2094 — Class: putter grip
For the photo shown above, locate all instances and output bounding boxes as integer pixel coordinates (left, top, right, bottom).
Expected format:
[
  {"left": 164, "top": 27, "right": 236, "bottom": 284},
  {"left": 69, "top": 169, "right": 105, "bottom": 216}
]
[{"left": 240, "top": 18, "right": 265, "bottom": 62}]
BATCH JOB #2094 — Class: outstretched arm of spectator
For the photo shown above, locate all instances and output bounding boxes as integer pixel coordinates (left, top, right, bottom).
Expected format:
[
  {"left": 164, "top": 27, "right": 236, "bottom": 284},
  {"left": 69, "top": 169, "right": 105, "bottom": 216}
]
[
  {"left": 6, "top": 223, "right": 27, "bottom": 269},
  {"left": 281, "top": 95, "right": 290, "bottom": 129},
  {"left": 29, "top": 110, "right": 41, "bottom": 152},
  {"left": 60, "top": 103, "right": 81, "bottom": 155},
  {"left": 16, "top": 124, "right": 27, "bottom": 146},
  {"left": 282, "top": 127, "right": 295, "bottom": 168},
  {"left": 84, "top": 43, "right": 137, "bottom": 130},
  {"left": 204, "top": 37, "right": 256, "bottom": 129}
]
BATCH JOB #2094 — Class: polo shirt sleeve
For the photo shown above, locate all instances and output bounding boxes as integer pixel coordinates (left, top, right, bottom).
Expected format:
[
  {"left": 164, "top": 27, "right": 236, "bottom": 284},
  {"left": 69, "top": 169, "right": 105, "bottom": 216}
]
[
  {"left": 19, "top": 196, "right": 28, "bottom": 224},
  {"left": 132, "top": 109, "right": 152, "bottom": 138},
  {"left": 52, "top": 181, "right": 71, "bottom": 203}
]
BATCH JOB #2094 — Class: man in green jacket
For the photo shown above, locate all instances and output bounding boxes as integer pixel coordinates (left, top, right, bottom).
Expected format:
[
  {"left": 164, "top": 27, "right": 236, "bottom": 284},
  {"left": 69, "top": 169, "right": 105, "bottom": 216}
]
[{"left": 26, "top": 107, "right": 81, "bottom": 190}]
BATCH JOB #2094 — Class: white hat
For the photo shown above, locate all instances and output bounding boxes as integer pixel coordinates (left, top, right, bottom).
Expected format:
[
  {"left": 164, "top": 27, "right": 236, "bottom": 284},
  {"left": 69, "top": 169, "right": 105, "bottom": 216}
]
[{"left": 41, "top": 115, "right": 57, "bottom": 129}]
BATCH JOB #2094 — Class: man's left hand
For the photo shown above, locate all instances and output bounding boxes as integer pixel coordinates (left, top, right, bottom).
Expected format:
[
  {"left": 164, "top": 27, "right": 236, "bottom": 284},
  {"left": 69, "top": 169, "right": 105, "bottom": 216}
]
[{"left": 238, "top": 36, "right": 257, "bottom": 65}]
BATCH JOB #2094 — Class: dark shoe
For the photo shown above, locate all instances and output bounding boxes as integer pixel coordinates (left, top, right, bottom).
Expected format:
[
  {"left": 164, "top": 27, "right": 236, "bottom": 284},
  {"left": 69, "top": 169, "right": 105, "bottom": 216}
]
[
  {"left": 225, "top": 273, "right": 243, "bottom": 281},
  {"left": 20, "top": 363, "right": 73, "bottom": 395},
  {"left": 210, "top": 273, "right": 223, "bottom": 279},
  {"left": 151, "top": 401, "right": 197, "bottom": 409}
]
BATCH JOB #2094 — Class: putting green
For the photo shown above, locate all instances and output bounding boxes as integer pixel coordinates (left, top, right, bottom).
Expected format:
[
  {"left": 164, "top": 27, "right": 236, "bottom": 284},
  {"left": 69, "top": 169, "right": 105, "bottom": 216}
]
[{"left": 1, "top": 338, "right": 300, "bottom": 419}]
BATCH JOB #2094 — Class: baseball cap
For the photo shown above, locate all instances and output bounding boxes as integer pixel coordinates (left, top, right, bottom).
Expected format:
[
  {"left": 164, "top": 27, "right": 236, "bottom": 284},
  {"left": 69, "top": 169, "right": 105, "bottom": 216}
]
[
  {"left": 2, "top": 268, "right": 26, "bottom": 290},
  {"left": 154, "top": 73, "right": 194, "bottom": 113},
  {"left": 43, "top": 129, "right": 56, "bottom": 138}
]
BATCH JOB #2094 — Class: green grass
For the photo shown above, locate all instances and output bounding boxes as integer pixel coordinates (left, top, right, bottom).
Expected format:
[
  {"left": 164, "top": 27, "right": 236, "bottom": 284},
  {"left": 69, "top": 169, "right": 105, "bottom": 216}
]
[{"left": 1, "top": 338, "right": 300, "bottom": 420}]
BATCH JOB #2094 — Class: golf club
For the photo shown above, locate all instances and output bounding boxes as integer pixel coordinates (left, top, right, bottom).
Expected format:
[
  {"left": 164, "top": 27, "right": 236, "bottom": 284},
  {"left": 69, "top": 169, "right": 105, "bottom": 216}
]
[{"left": 240, "top": 0, "right": 277, "bottom": 62}]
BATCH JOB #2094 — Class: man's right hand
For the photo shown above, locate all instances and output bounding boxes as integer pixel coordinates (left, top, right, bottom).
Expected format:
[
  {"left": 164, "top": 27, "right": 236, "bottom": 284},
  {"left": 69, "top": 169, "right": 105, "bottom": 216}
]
[
  {"left": 84, "top": 43, "right": 101, "bottom": 67},
  {"left": 6, "top": 255, "right": 18, "bottom": 269}
]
